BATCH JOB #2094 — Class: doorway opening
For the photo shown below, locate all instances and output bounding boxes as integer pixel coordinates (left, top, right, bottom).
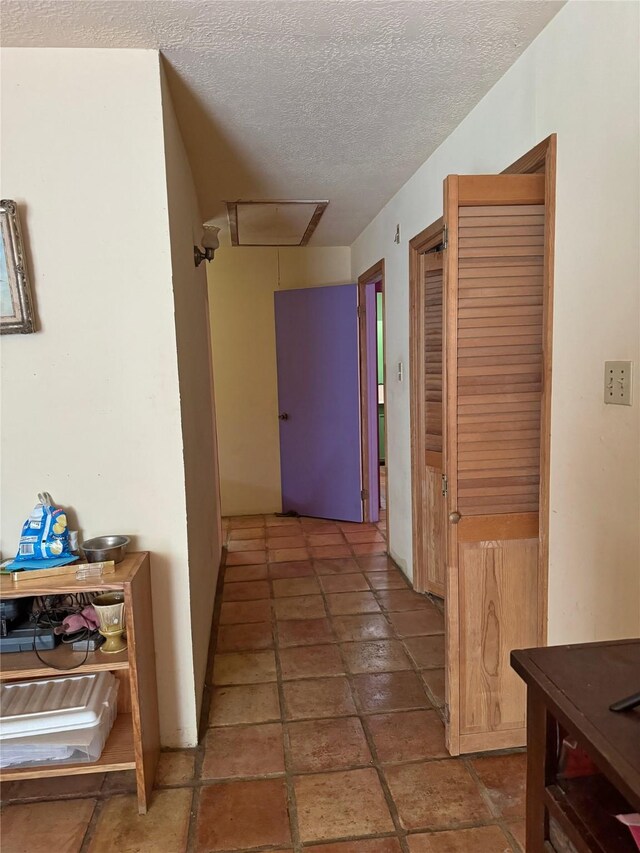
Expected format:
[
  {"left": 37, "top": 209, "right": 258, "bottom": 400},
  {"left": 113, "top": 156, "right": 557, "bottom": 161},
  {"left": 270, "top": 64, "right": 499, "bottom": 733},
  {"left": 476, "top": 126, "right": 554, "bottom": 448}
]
[{"left": 357, "top": 259, "right": 388, "bottom": 528}]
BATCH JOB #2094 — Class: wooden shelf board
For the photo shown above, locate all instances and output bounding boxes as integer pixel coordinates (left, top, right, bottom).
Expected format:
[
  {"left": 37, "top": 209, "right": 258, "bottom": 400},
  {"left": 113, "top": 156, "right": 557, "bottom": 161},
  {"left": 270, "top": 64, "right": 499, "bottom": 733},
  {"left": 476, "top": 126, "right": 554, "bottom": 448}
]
[
  {"left": 0, "top": 713, "right": 135, "bottom": 781},
  {"left": 546, "top": 775, "right": 636, "bottom": 853},
  {"left": 0, "top": 647, "right": 129, "bottom": 681}
]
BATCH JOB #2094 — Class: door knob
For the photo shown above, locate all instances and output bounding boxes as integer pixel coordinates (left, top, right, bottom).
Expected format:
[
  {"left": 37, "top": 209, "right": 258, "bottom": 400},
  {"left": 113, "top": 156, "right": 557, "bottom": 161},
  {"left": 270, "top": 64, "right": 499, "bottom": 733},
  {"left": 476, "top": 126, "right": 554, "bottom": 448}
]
[
  {"left": 448, "top": 511, "right": 461, "bottom": 524},
  {"left": 279, "top": 413, "right": 289, "bottom": 420}
]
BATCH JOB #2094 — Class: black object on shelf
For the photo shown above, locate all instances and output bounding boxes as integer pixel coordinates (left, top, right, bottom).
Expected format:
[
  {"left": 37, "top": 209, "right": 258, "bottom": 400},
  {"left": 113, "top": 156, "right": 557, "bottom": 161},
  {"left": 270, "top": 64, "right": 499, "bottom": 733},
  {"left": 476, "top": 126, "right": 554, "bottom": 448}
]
[{"left": 610, "top": 691, "right": 640, "bottom": 713}]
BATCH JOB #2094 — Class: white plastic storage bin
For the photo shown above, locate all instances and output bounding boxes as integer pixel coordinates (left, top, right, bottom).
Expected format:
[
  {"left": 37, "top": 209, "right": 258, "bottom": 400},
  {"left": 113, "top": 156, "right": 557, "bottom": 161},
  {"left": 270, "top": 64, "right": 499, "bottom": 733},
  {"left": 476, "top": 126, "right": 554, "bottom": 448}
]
[{"left": 0, "top": 671, "right": 118, "bottom": 768}]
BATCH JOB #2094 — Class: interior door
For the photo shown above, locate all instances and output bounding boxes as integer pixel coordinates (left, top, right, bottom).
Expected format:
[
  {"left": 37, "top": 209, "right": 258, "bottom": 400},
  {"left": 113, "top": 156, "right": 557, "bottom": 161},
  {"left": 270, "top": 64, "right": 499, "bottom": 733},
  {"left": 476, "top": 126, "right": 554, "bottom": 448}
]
[
  {"left": 443, "top": 174, "right": 547, "bottom": 755},
  {"left": 423, "top": 251, "right": 446, "bottom": 596},
  {"left": 275, "top": 283, "right": 363, "bottom": 522}
]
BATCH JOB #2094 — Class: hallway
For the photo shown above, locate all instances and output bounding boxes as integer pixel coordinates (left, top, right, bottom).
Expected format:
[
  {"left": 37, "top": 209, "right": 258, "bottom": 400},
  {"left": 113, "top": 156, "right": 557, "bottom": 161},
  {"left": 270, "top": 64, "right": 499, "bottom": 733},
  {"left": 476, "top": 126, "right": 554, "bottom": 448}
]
[{"left": 198, "top": 513, "right": 526, "bottom": 852}]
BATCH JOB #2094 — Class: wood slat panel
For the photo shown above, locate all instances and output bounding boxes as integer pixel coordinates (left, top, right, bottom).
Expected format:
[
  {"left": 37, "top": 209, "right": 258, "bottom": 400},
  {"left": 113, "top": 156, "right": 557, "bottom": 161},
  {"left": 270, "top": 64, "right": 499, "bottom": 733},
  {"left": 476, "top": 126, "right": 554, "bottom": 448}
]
[
  {"left": 457, "top": 203, "right": 544, "bottom": 515},
  {"left": 425, "top": 261, "right": 443, "bottom": 453}
]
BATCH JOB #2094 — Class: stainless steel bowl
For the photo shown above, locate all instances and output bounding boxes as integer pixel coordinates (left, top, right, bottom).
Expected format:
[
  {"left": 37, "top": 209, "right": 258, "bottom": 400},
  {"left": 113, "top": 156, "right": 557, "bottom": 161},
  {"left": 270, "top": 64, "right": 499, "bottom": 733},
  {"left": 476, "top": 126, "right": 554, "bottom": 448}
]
[{"left": 81, "top": 535, "right": 130, "bottom": 564}]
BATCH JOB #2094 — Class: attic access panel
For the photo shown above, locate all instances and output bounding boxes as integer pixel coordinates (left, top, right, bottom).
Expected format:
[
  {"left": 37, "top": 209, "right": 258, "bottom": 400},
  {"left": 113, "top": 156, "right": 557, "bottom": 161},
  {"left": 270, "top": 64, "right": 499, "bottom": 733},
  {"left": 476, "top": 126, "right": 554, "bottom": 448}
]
[{"left": 226, "top": 200, "right": 328, "bottom": 246}]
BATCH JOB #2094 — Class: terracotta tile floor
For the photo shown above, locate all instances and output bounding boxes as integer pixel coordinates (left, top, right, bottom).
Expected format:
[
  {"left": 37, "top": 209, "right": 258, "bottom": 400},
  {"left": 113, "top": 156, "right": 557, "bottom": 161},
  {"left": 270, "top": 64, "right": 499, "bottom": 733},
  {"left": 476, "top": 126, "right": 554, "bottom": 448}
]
[{"left": 0, "top": 513, "right": 526, "bottom": 852}]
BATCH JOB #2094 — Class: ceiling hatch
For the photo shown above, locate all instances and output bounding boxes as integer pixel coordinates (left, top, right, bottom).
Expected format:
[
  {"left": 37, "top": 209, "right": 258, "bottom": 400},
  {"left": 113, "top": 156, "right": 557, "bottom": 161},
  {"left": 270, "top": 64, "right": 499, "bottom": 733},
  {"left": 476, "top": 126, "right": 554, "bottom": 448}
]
[{"left": 226, "top": 200, "right": 328, "bottom": 247}]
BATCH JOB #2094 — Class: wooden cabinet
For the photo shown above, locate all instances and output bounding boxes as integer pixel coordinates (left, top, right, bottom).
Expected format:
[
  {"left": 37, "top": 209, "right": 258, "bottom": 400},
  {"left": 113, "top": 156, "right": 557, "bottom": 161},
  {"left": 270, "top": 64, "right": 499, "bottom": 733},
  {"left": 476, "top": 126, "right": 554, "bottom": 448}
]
[
  {"left": 512, "top": 640, "right": 640, "bottom": 853},
  {"left": 0, "top": 552, "right": 160, "bottom": 813}
]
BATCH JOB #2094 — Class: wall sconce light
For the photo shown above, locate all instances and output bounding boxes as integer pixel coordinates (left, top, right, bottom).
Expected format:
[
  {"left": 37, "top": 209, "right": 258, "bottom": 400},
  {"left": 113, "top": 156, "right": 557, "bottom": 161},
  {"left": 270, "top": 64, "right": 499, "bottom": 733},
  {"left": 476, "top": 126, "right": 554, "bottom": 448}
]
[{"left": 194, "top": 224, "right": 221, "bottom": 267}]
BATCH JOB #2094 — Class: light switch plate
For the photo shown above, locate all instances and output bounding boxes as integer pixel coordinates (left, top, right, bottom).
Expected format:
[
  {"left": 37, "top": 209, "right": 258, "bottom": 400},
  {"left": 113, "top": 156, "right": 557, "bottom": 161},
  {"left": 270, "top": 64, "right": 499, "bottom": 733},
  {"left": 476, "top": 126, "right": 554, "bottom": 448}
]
[{"left": 604, "top": 361, "right": 633, "bottom": 405}]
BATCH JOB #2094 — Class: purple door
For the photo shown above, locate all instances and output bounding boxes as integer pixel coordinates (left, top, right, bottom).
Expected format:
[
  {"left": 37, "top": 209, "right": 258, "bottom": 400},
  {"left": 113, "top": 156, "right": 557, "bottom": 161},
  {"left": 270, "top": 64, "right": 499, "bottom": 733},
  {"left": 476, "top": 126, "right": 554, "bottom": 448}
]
[{"left": 275, "top": 284, "right": 363, "bottom": 521}]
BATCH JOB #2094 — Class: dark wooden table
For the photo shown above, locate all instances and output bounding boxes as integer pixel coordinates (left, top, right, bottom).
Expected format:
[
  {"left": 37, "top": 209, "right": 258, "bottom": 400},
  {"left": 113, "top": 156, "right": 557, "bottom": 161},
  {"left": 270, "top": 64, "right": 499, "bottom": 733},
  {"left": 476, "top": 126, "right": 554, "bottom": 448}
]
[{"left": 512, "top": 639, "right": 640, "bottom": 853}]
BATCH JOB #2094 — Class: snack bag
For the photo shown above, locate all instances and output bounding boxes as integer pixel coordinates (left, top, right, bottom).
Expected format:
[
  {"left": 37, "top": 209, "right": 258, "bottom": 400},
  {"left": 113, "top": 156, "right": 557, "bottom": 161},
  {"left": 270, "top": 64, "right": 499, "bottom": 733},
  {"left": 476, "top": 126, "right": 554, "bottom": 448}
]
[{"left": 14, "top": 492, "right": 73, "bottom": 562}]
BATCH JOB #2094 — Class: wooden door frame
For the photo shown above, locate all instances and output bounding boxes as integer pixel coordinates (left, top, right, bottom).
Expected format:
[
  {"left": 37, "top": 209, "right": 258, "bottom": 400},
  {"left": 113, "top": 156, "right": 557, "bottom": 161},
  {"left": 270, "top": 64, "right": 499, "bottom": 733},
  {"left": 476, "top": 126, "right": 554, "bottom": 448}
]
[
  {"left": 357, "top": 259, "right": 385, "bottom": 524},
  {"left": 409, "top": 218, "right": 445, "bottom": 593},
  {"left": 408, "top": 134, "right": 556, "bottom": 639}
]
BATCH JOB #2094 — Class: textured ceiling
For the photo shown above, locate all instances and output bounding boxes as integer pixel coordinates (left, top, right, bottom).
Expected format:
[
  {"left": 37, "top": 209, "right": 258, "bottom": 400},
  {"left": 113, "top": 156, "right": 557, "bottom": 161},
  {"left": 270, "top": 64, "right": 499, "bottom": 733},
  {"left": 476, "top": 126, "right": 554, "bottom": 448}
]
[{"left": 2, "top": 0, "right": 564, "bottom": 245}]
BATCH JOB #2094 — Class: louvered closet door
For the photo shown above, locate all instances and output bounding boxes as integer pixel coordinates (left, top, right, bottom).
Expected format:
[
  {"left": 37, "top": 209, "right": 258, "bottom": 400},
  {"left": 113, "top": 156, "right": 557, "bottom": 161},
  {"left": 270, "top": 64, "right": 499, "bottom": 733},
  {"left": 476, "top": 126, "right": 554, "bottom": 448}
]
[
  {"left": 443, "top": 174, "right": 546, "bottom": 756},
  {"left": 423, "top": 251, "right": 445, "bottom": 596}
]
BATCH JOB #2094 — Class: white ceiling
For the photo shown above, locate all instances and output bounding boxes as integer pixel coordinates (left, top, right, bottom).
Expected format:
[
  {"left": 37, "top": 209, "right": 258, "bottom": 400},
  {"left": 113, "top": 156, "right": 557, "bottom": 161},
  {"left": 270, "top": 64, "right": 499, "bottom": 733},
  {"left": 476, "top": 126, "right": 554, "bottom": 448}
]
[{"left": 2, "top": 0, "right": 563, "bottom": 245}]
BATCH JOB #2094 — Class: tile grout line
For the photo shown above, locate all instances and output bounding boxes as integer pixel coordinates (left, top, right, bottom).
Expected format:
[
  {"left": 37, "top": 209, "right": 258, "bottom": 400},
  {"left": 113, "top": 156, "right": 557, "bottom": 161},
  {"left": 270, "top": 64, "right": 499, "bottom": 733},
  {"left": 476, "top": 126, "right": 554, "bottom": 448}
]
[
  {"left": 270, "top": 569, "right": 304, "bottom": 853},
  {"left": 314, "top": 566, "right": 411, "bottom": 853}
]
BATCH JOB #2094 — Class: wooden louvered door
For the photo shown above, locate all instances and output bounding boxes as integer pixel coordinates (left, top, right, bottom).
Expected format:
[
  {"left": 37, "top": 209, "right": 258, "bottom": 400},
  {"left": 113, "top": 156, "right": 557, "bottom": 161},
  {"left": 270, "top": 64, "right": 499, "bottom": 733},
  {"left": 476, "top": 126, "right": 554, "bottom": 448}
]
[
  {"left": 443, "top": 174, "right": 546, "bottom": 755},
  {"left": 423, "top": 251, "right": 446, "bottom": 596}
]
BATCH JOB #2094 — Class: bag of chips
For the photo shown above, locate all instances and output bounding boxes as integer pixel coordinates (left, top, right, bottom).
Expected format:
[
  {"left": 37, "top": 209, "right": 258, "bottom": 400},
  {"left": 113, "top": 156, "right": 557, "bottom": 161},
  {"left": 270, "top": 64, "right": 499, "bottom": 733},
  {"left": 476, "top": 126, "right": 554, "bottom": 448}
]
[{"left": 14, "top": 492, "right": 74, "bottom": 563}]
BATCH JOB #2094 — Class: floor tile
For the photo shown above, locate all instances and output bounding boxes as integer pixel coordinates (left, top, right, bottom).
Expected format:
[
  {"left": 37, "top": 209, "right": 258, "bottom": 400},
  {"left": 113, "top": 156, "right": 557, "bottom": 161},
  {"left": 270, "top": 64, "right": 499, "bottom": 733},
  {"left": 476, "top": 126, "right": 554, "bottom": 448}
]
[
  {"left": 307, "top": 533, "right": 346, "bottom": 546},
  {"left": 219, "top": 599, "right": 272, "bottom": 625},
  {"left": 342, "top": 640, "right": 412, "bottom": 673},
  {"left": 213, "top": 650, "right": 277, "bottom": 684},
  {"left": 403, "top": 635, "right": 445, "bottom": 669},
  {"left": 311, "top": 544, "right": 352, "bottom": 559},
  {"left": 332, "top": 614, "right": 394, "bottom": 642},
  {"left": 344, "top": 530, "right": 386, "bottom": 544},
  {"left": 222, "top": 579, "right": 270, "bottom": 601},
  {"left": 273, "top": 576, "right": 321, "bottom": 597},
  {"left": 356, "top": 555, "right": 395, "bottom": 571},
  {"left": 277, "top": 617, "right": 335, "bottom": 647},
  {"left": 314, "top": 557, "right": 361, "bottom": 575},
  {"left": 422, "top": 668, "right": 445, "bottom": 707},
  {"left": 471, "top": 752, "right": 527, "bottom": 818},
  {"left": 280, "top": 643, "right": 344, "bottom": 679},
  {"left": 217, "top": 621, "right": 273, "bottom": 652},
  {"left": 226, "top": 538, "right": 266, "bottom": 552},
  {"left": 270, "top": 547, "right": 310, "bottom": 562},
  {"left": 287, "top": 716, "right": 372, "bottom": 772},
  {"left": 196, "top": 779, "right": 291, "bottom": 851},
  {"left": 506, "top": 818, "right": 526, "bottom": 851},
  {"left": 267, "top": 535, "right": 307, "bottom": 548},
  {"left": 294, "top": 767, "right": 395, "bottom": 842},
  {"left": 366, "top": 571, "right": 408, "bottom": 590},
  {"left": 351, "top": 542, "right": 387, "bottom": 555},
  {"left": 339, "top": 521, "right": 380, "bottom": 532},
  {"left": 226, "top": 549, "right": 268, "bottom": 566},
  {"left": 201, "top": 723, "right": 285, "bottom": 779},
  {"left": 283, "top": 676, "right": 356, "bottom": 719},
  {"left": 407, "top": 825, "right": 512, "bottom": 852},
  {"left": 100, "top": 771, "right": 137, "bottom": 795},
  {"left": 326, "top": 591, "right": 381, "bottom": 615},
  {"left": 367, "top": 709, "right": 447, "bottom": 763},
  {"left": 228, "top": 527, "right": 265, "bottom": 540},
  {"left": 266, "top": 515, "right": 301, "bottom": 527},
  {"left": 384, "top": 760, "right": 490, "bottom": 830},
  {"left": 305, "top": 841, "right": 401, "bottom": 853},
  {"left": 319, "top": 572, "right": 370, "bottom": 593},
  {"left": 268, "top": 524, "right": 304, "bottom": 537},
  {"left": 224, "top": 564, "right": 268, "bottom": 582},
  {"left": 389, "top": 609, "right": 444, "bottom": 637},
  {"left": 377, "top": 589, "right": 434, "bottom": 611},
  {"left": 353, "top": 671, "right": 430, "bottom": 713},
  {"left": 228, "top": 516, "right": 265, "bottom": 528},
  {"left": 274, "top": 594, "right": 327, "bottom": 620},
  {"left": 301, "top": 521, "right": 341, "bottom": 534},
  {"left": 154, "top": 750, "right": 195, "bottom": 785},
  {"left": 1, "top": 798, "right": 95, "bottom": 853},
  {"left": 269, "top": 560, "right": 316, "bottom": 578},
  {"left": 89, "top": 789, "right": 191, "bottom": 853},
  {"left": 209, "top": 683, "right": 280, "bottom": 726},
  {"left": 0, "top": 773, "right": 104, "bottom": 801}
]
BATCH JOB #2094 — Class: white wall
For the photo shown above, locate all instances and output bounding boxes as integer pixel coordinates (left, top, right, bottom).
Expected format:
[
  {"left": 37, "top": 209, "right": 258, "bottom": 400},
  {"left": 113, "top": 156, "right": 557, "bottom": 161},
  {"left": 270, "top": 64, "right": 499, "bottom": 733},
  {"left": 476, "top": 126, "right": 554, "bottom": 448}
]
[
  {"left": 352, "top": 0, "right": 640, "bottom": 643},
  {"left": 160, "top": 66, "right": 222, "bottom": 728},
  {"left": 208, "top": 246, "right": 351, "bottom": 515},
  {"left": 0, "top": 48, "right": 220, "bottom": 746}
]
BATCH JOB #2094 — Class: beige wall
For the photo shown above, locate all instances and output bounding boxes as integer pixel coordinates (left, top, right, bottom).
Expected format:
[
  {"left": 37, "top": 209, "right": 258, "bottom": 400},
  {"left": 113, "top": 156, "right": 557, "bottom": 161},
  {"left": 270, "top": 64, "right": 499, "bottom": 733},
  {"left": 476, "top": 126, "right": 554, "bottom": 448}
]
[
  {"left": 0, "top": 48, "right": 220, "bottom": 746},
  {"left": 351, "top": 0, "right": 640, "bottom": 642},
  {"left": 160, "top": 66, "right": 222, "bottom": 726},
  {"left": 208, "top": 246, "right": 351, "bottom": 515}
]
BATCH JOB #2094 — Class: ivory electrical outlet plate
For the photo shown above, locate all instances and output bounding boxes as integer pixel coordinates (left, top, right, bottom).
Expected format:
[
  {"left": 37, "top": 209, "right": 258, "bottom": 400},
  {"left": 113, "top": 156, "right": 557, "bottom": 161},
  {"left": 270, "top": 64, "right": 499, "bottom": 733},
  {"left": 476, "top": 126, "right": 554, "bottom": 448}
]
[{"left": 604, "top": 361, "right": 633, "bottom": 406}]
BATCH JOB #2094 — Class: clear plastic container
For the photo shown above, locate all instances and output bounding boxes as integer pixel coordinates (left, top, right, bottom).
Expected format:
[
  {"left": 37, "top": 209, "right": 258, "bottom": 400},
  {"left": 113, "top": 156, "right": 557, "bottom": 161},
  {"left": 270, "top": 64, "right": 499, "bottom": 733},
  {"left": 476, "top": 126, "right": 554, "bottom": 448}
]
[{"left": 0, "top": 671, "right": 118, "bottom": 768}]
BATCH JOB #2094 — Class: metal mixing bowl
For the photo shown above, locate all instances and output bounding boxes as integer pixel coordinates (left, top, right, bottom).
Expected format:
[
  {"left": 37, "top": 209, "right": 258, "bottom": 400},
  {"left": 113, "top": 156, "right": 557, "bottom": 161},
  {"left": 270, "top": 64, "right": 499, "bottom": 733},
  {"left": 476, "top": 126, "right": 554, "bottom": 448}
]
[{"left": 81, "top": 535, "right": 130, "bottom": 563}]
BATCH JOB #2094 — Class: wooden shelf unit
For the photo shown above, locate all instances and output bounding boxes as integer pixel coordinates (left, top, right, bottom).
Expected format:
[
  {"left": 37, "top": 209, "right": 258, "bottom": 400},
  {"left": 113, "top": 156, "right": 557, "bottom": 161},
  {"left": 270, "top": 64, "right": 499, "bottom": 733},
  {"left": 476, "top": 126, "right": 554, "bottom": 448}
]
[{"left": 0, "top": 552, "right": 159, "bottom": 814}]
